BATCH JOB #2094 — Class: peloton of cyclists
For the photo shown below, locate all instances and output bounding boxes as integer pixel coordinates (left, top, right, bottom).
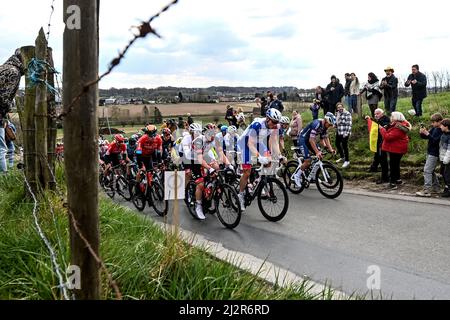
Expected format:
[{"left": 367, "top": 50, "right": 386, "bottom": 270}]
[
  {"left": 135, "top": 125, "right": 163, "bottom": 187},
  {"left": 104, "top": 134, "right": 130, "bottom": 179}
]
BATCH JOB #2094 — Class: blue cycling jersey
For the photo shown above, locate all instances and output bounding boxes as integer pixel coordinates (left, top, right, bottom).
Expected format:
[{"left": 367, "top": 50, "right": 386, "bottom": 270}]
[{"left": 299, "top": 119, "right": 328, "bottom": 141}]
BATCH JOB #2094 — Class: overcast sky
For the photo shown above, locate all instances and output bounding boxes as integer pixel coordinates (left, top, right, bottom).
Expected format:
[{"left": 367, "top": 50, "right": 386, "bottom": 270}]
[{"left": 1, "top": 0, "right": 449, "bottom": 89}]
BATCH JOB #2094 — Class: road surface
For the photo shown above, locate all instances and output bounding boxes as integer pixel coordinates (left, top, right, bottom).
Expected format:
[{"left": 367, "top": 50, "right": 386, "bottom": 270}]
[{"left": 114, "top": 187, "right": 450, "bottom": 300}]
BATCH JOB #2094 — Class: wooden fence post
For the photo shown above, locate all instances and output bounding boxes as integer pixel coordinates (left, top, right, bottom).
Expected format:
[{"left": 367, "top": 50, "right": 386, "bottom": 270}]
[
  {"left": 63, "top": 0, "right": 101, "bottom": 300},
  {"left": 35, "top": 28, "right": 50, "bottom": 190},
  {"left": 47, "top": 47, "right": 57, "bottom": 190},
  {"left": 20, "top": 46, "right": 38, "bottom": 196}
]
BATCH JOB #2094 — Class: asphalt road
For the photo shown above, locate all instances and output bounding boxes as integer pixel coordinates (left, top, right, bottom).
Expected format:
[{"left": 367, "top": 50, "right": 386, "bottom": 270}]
[{"left": 115, "top": 187, "right": 450, "bottom": 300}]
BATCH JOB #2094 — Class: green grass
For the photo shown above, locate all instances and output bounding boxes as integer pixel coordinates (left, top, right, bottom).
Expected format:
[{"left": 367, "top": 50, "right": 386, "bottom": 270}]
[{"left": 0, "top": 169, "right": 342, "bottom": 300}]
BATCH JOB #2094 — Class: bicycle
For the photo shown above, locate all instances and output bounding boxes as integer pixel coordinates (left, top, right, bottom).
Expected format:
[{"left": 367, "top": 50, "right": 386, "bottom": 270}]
[
  {"left": 131, "top": 166, "right": 168, "bottom": 217},
  {"left": 240, "top": 160, "right": 289, "bottom": 222},
  {"left": 283, "top": 147, "right": 344, "bottom": 199},
  {"left": 185, "top": 169, "right": 241, "bottom": 229},
  {"left": 100, "top": 162, "right": 133, "bottom": 201}
]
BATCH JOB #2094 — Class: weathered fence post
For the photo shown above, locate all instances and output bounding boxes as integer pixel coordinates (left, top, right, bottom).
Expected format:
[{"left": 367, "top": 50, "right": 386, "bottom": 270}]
[
  {"left": 47, "top": 47, "right": 57, "bottom": 190},
  {"left": 20, "top": 46, "right": 38, "bottom": 196},
  {"left": 35, "top": 28, "right": 50, "bottom": 190},
  {"left": 63, "top": 0, "right": 101, "bottom": 300}
]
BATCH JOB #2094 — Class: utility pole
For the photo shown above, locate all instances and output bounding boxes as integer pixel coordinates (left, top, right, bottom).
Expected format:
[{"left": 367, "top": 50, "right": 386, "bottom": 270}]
[{"left": 63, "top": 0, "right": 100, "bottom": 300}]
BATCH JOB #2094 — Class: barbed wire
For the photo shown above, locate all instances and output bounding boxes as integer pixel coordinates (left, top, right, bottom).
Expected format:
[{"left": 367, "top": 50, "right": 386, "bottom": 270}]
[
  {"left": 46, "top": 0, "right": 56, "bottom": 41},
  {"left": 58, "top": 0, "right": 179, "bottom": 121},
  {"left": 22, "top": 171, "right": 71, "bottom": 300}
]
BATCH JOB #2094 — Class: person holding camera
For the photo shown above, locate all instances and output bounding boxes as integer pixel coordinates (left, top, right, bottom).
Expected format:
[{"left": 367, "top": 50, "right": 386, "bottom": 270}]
[
  {"left": 405, "top": 64, "right": 428, "bottom": 117},
  {"left": 379, "top": 67, "right": 399, "bottom": 115},
  {"left": 416, "top": 113, "right": 443, "bottom": 197}
]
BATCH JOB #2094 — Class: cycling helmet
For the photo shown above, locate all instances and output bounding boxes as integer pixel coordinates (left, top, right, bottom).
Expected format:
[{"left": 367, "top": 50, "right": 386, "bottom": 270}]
[
  {"left": 324, "top": 112, "right": 337, "bottom": 126},
  {"left": 189, "top": 123, "right": 203, "bottom": 133},
  {"left": 130, "top": 134, "right": 139, "bottom": 141},
  {"left": 236, "top": 114, "right": 245, "bottom": 122},
  {"left": 227, "top": 126, "right": 237, "bottom": 134},
  {"left": 146, "top": 125, "right": 157, "bottom": 137},
  {"left": 221, "top": 125, "right": 229, "bottom": 133},
  {"left": 114, "top": 134, "right": 125, "bottom": 143},
  {"left": 266, "top": 108, "right": 282, "bottom": 122},
  {"left": 162, "top": 128, "right": 171, "bottom": 135},
  {"left": 280, "top": 116, "right": 290, "bottom": 125}
]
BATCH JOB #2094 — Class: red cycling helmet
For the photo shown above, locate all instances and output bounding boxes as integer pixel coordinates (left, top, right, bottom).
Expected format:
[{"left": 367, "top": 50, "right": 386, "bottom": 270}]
[
  {"left": 162, "top": 128, "right": 171, "bottom": 135},
  {"left": 114, "top": 134, "right": 125, "bottom": 143}
]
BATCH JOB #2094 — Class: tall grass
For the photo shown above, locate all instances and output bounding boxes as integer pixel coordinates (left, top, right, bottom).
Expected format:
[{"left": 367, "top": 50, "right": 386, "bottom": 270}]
[{"left": 0, "top": 170, "right": 341, "bottom": 300}]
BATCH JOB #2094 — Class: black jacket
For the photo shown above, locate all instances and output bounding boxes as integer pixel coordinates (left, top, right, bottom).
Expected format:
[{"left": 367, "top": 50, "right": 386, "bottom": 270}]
[
  {"left": 405, "top": 72, "right": 427, "bottom": 100},
  {"left": 380, "top": 75, "right": 399, "bottom": 99},
  {"left": 325, "top": 82, "right": 345, "bottom": 106},
  {"left": 260, "top": 100, "right": 268, "bottom": 117},
  {"left": 420, "top": 127, "right": 442, "bottom": 157},
  {"left": 344, "top": 79, "right": 352, "bottom": 96},
  {"left": 376, "top": 115, "right": 391, "bottom": 146}
]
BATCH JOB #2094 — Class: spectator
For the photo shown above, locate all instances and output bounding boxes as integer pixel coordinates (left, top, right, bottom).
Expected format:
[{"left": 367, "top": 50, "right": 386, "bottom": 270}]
[
  {"left": 325, "top": 75, "right": 345, "bottom": 115},
  {"left": 5, "top": 120, "right": 16, "bottom": 168},
  {"left": 230, "top": 110, "right": 239, "bottom": 127},
  {"left": 236, "top": 107, "right": 246, "bottom": 129},
  {"left": 405, "top": 64, "right": 428, "bottom": 117},
  {"left": 187, "top": 113, "right": 194, "bottom": 125},
  {"left": 360, "top": 72, "right": 383, "bottom": 118},
  {"left": 366, "top": 109, "right": 391, "bottom": 181},
  {"left": 349, "top": 73, "right": 360, "bottom": 114},
  {"left": 380, "top": 66, "right": 399, "bottom": 114},
  {"left": 335, "top": 103, "right": 352, "bottom": 168},
  {"left": 178, "top": 116, "right": 184, "bottom": 129},
  {"left": 315, "top": 86, "right": 328, "bottom": 115},
  {"left": 310, "top": 99, "right": 320, "bottom": 120},
  {"left": 379, "top": 111, "right": 412, "bottom": 190},
  {"left": 439, "top": 119, "right": 450, "bottom": 198},
  {"left": 268, "top": 92, "right": 284, "bottom": 113},
  {"left": 344, "top": 73, "right": 352, "bottom": 110},
  {"left": 416, "top": 113, "right": 443, "bottom": 197},
  {"left": 260, "top": 96, "right": 268, "bottom": 117},
  {"left": 225, "top": 105, "right": 234, "bottom": 125},
  {"left": 289, "top": 111, "right": 303, "bottom": 147}
]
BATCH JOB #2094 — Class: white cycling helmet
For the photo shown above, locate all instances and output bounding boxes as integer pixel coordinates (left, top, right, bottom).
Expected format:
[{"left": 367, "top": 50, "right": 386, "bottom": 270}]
[
  {"left": 227, "top": 125, "right": 238, "bottom": 134},
  {"left": 189, "top": 123, "right": 203, "bottom": 133},
  {"left": 280, "top": 116, "right": 290, "bottom": 125},
  {"left": 324, "top": 112, "right": 337, "bottom": 126},
  {"left": 266, "top": 108, "right": 282, "bottom": 122}
]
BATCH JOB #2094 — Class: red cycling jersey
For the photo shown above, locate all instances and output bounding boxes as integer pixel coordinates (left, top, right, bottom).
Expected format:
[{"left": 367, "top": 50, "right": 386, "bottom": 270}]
[
  {"left": 137, "top": 135, "right": 162, "bottom": 156},
  {"left": 106, "top": 142, "right": 127, "bottom": 155}
]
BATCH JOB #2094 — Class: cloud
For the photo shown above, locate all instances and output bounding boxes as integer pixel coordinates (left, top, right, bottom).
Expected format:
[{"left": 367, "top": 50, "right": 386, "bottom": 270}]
[
  {"left": 254, "top": 23, "right": 297, "bottom": 39},
  {"left": 338, "top": 23, "right": 390, "bottom": 40}
]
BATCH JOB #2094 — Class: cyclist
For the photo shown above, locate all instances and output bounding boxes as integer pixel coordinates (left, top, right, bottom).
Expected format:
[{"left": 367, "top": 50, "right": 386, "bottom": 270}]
[
  {"left": 104, "top": 134, "right": 129, "bottom": 178},
  {"left": 292, "top": 112, "right": 337, "bottom": 186},
  {"left": 214, "top": 125, "right": 234, "bottom": 170},
  {"left": 279, "top": 116, "right": 290, "bottom": 154},
  {"left": 135, "top": 125, "right": 163, "bottom": 185},
  {"left": 127, "top": 134, "right": 139, "bottom": 163},
  {"left": 225, "top": 125, "right": 240, "bottom": 166},
  {"left": 182, "top": 123, "right": 218, "bottom": 220},
  {"left": 236, "top": 108, "right": 285, "bottom": 211},
  {"left": 161, "top": 128, "right": 174, "bottom": 162}
]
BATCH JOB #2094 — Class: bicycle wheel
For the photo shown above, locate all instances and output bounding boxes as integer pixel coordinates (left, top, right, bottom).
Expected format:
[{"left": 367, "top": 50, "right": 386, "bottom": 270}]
[
  {"left": 117, "top": 176, "right": 132, "bottom": 201},
  {"left": 185, "top": 180, "right": 199, "bottom": 220},
  {"left": 132, "top": 184, "right": 146, "bottom": 212},
  {"left": 315, "top": 163, "right": 344, "bottom": 199},
  {"left": 257, "top": 177, "right": 289, "bottom": 222},
  {"left": 214, "top": 184, "right": 241, "bottom": 229},
  {"left": 283, "top": 161, "right": 305, "bottom": 194},
  {"left": 149, "top": 181, "right": 169, "bottom": 217},
  {"left": 103, "top": 173, "right": 115, "bottom": 199}
]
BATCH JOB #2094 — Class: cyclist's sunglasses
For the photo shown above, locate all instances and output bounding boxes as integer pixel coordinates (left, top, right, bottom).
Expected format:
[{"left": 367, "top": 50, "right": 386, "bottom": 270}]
[{"left": 269, "top": 119, "right": 279, "bottom": 124}]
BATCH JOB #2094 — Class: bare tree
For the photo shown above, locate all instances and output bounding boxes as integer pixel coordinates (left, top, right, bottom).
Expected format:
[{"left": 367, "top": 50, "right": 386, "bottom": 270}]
[{"left": 431, "top": 71, "right": 439, "bottom": 94}]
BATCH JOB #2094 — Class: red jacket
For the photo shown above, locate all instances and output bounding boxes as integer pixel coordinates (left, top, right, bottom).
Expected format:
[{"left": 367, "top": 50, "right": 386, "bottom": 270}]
[{"left": 379, "top": 121, "right": 411, "bottom": 155}]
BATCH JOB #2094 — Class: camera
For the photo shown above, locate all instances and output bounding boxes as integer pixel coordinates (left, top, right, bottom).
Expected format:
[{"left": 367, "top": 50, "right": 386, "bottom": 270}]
[{"left": 420, "top": 123, "right": 425, "bottom": 128}]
